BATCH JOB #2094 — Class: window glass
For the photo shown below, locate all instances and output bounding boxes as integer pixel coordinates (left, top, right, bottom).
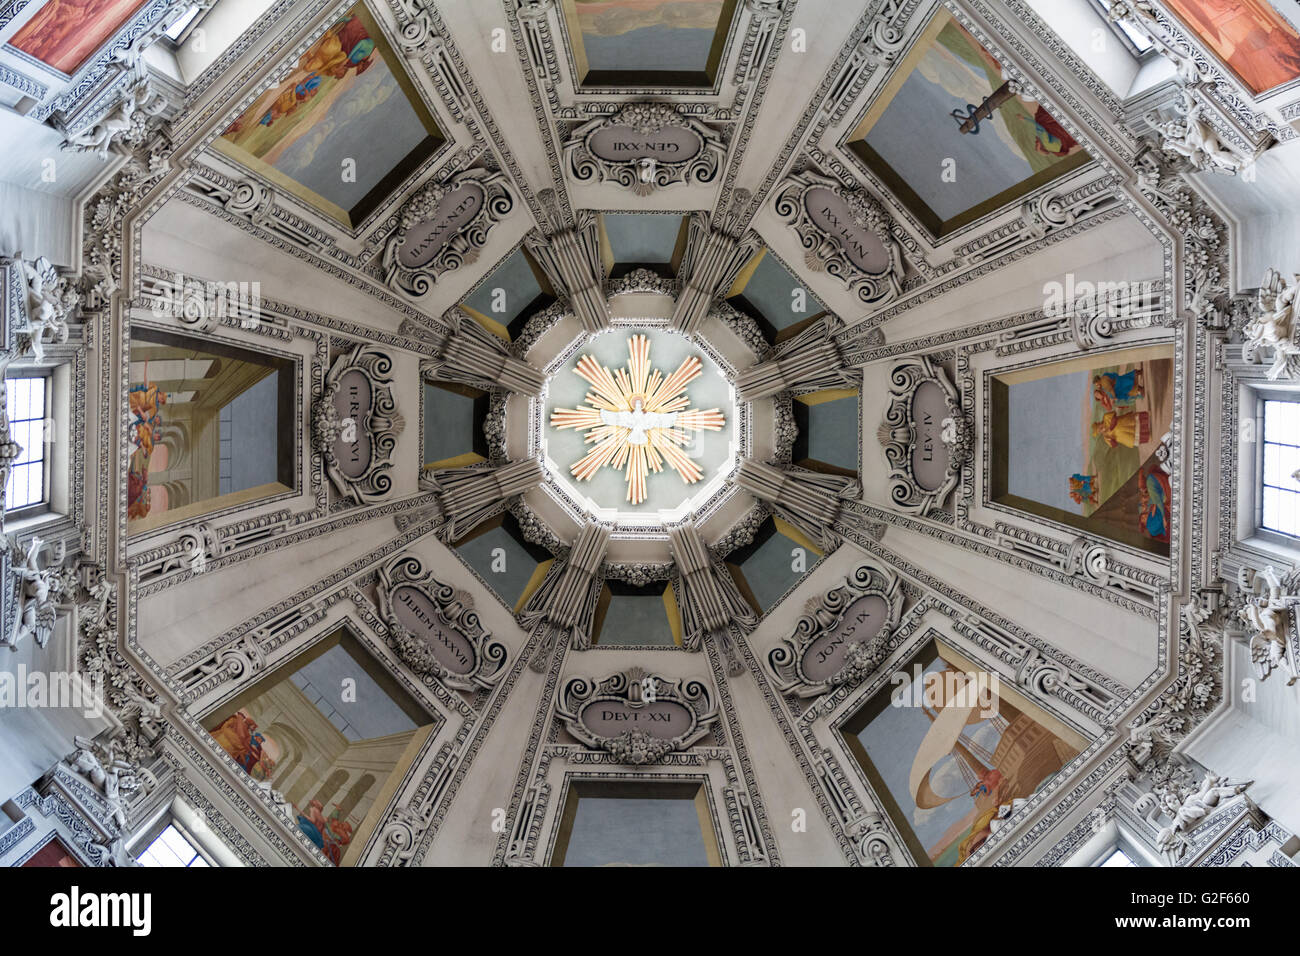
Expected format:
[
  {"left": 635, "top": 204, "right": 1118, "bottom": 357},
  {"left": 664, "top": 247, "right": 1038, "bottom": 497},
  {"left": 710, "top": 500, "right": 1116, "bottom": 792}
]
[
  {"left": 137, "top": 824, "right": 209, "bottom": 867},
  {"left": 1261, "top": 400, "right": 1300, "bottom": 537},
  {"left": 1094, "top": 0, "right": 1154, "bottom": 53},
  {"left": 5, "top": 376, "right": 48, "bottom": 512},
  {"left": 164, "top": 4, "right": 204, "bottom": 42}
]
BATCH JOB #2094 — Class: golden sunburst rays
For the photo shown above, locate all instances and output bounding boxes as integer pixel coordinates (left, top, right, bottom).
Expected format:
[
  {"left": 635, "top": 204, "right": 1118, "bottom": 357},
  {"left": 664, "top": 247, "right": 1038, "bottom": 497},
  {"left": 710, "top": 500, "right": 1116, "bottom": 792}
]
[{"left": 550, "top": 334, "right": 726, "bottom": 505}]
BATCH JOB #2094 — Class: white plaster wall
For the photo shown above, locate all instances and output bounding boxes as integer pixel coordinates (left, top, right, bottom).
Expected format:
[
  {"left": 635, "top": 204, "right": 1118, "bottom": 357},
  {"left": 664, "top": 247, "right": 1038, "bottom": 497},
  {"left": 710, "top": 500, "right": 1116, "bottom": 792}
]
[
  {"left": 1023, "top": 0, "right": 1141, "bottom": 98},
  {"left": 1186, "top": 641, "right": 1300, "bottom": 838},
  {"left": 882, "top": 213, "right": 1165, "bottom": 343},
  {"left": 879, "top": 523, "right": 1157, "bottom": 686}
]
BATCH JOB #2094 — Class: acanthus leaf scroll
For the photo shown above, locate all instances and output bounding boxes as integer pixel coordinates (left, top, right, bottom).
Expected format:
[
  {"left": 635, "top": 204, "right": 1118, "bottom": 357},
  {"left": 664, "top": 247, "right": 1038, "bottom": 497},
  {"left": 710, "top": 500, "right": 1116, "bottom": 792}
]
[
  {"left": 382, "top": 168, "right": 514, "bottom": 298},
  {"left": 376, "top": 553, "right": 507, "bottom": 693},
  {"left": 313, "top": 344, "right": 403, "bottom": 506},
  {"left": 768, "top": 561, "right": 903, "bottom": 698}
]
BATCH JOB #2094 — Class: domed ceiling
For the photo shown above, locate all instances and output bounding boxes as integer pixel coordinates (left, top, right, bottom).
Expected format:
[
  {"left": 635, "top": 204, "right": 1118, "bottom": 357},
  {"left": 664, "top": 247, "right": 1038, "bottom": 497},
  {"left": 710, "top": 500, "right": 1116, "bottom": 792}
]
[{"left": 1, "top": 0, "right": 1299, "bottom": 873}]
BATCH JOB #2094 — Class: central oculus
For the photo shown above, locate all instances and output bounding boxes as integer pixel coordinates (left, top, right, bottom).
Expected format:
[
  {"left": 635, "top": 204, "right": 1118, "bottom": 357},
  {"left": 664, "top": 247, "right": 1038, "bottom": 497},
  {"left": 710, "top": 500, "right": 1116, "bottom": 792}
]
[{"left": 545, "top": 330, "right": 735, "bottom": 516}]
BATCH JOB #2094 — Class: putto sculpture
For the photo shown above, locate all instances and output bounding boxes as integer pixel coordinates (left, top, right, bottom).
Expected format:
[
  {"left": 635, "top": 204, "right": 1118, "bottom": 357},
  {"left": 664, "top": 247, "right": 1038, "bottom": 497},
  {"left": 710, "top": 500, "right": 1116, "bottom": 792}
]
[
  {"left": 1243, "top": 269, "right": 1300, "bottom": 380},
  {"left": 5, "top": 536, "right": 63, "bottom": 650},
  {"left": 68, "top": 734, "right": 152, "bottom": 830},
  {"left": 1151, "top": 90, "right": 1261, "bottom": 176},
  {"left": 1235, "top": 566, "right": 1298, "bottom": 684},
  {"left": 17, "top": 256, "right": 76, "bottom": 361},
  {"left": 1135, "top": 771, "right": 1253, "bottom": 858}
]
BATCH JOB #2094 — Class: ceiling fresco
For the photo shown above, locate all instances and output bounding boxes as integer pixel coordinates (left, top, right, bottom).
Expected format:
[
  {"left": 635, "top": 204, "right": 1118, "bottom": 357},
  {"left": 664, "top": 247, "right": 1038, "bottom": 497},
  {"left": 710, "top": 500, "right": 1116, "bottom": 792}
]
[
  {"left": 849, "top": 11, "right": 1089, "bottom": 236},
  {"left": 842, "top": 639, "right": 1088, "bottom": 867},
  {"left": 204, "top": 629, "right": 433, "bottom": 866},
  {"left": 215, "top": 5, "right": 444, "bottom": 227},
  {"left": 0, "top": 0, "right": 1296, "bottom": 895},
  {"left": 1163, "top": 0, "right": 1300, "bottom": 94},
  {"left": 991, "top": 345, "right": 1175, "bottom": 556},
  {"left": 8, "top": 0, "right": 148, "bottom": 74},
  {"left": 562, "top": 0, "right": 738, "bottom": 86}
]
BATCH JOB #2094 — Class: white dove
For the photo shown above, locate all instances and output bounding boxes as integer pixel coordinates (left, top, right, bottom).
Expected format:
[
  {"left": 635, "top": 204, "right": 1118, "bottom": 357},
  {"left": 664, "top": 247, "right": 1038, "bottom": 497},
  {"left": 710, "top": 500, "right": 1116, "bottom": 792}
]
[{"left": 600, "top": 398, "right": 677, "bottom": 445}]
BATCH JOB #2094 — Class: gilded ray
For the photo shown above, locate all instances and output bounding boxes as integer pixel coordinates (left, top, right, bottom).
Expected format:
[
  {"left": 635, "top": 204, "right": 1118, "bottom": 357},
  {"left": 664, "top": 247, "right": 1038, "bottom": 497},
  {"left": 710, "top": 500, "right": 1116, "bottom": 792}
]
[{"left": 550, "top": 334, "right": 726, "bottom": 505}]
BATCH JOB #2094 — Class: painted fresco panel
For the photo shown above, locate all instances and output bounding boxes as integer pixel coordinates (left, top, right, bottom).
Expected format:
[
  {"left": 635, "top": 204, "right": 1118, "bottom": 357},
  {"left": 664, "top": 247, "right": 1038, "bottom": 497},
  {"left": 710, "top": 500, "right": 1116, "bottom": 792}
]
[
  {"left": 1165, "top": 0, "right": 1300, "bottom": 94},
  {"left": 205, "top": 633, "right": 430, "bottom": 865},
  {"left": 852, "top": 13, "right": 1088, "bottom": 235},
  {"left": 216, "top": 5, "right": 442, "bottom": 226},
  {"left": 992, "top": 346, "right": 1175, "bottom": 556},
  {"left": 844, "top": 641, "right": 1084, "bottom": 866},
  {"left": 9, "top": 0, "right": 146, "bottom": 74}
]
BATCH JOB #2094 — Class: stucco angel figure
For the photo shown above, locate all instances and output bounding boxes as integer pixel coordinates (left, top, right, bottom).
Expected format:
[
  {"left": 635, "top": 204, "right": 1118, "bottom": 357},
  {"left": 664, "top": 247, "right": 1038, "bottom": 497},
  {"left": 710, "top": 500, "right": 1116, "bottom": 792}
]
[
  {"left": 18, "top": 256, "right": 74, "bottom": 362},
  {"left": 62, "top": 41, "right": 166, "bottom": 159},
  {"left": 1243, "top": 269, "right": 1300, "bottom": 380},
  {"left": 63, "top": 86, "right": 151, "bottom": 160},
  {"left": 69, "top": 735, "right": 148, "bottom": 829},
  {"left": 1154, "top": 91, "right": 1256, "bottom": 175},
  {"left": 1237, "top": 566, "right": 1299, "bottom": 684},
  {"left": 6, "top": 536, "right": 62, "bottom": 650},
  {"left": 1139, "top": 773, "right": 1253, "bottom": 856}
]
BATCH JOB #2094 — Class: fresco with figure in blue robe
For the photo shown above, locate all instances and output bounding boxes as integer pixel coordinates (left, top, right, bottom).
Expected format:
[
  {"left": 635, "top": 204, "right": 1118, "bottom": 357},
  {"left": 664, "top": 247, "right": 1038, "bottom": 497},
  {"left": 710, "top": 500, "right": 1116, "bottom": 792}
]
[
  {"left": 994, "top": 346, "right": 1174, "bottom": 555},
  {"left": 218, "top": 5, "right": 440, "bottom": 224}
]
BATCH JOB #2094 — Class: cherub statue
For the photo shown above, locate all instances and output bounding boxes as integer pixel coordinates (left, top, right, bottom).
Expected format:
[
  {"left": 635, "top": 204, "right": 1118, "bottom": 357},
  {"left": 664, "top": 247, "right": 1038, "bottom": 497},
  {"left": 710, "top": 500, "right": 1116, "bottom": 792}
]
[
  {"left": 1236, "top": 565, "right": 1299, "bottom": 683},
  {"left": 1154, "top": 90, "right": 1255, "bottom": 175},
  {"left": 1147, "top": 773, "right": 1253, "bottom": 856},
  {"left": 18, "top": 256, "right": 75, "bottom": 362},
  {"left": 6, "top": 536, "right": 62, "bottom": 650},
  {"left": 1243, "top": 269, "right": 1300, "bottom": 380},
  {"left": 68, "top": 735, "right": 148, "bottom": 829},
  {"left": 61, "top": 39, "right": 166, "bottom": 159}
]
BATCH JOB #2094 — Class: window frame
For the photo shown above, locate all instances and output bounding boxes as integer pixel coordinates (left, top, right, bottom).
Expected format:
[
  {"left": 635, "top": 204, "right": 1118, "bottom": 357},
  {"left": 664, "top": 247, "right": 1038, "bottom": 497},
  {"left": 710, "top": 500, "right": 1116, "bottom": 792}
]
[
  {"left": 1067, "top": 818, "right": 1161, "bottom": 867},
  {"left": 159, "top": 3, "right": 209, "bottom": 50},
  {"left": 1256, "top": 395, "right": 1300, "bottom": 540},
  {"left": 1097, "top": 845, "right": 1139, "bottom": 867},
  {"left": 1235, "top": 379, "right": 1300, "bottom": 558},
  {"left": 135, "top": 821, "right": 212, "bottom": 868},
  {"left": 1216, "top": 338, "right": 1300, "bottom": 564},
  {"left": 1087, "top": 0, "right": 1159, "bottom": 58},
  {"left": 4, "top": 371, "right": 53, "bottom": 520}
]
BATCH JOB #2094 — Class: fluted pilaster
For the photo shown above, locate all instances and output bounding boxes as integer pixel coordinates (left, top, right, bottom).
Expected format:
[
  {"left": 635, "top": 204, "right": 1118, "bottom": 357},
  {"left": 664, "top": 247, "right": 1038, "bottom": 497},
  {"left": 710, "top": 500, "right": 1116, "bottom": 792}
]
[
  {"left": 668, "top": 522, "right": 756, "bottom": 674},
  {"left": 521, "top": 522, "right": 611, "bottom": 670},
  {"left": 735, "top": 315, "right": 856, "bottom": 400},
  {"left": 422, "top": 458, "right": 544, "bottom": 542},
  {"left": 423, "top": 308, "right": 544, "bottom": 396},
  {"left": 525, "top": 215, "right": 609, "bottom": 333},
  {"left": 735, "top": 459, "right": 858, "bottom": 552}
]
